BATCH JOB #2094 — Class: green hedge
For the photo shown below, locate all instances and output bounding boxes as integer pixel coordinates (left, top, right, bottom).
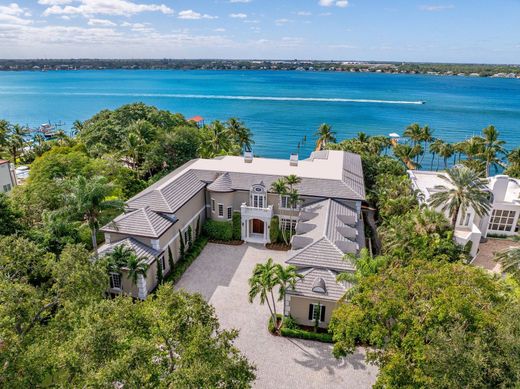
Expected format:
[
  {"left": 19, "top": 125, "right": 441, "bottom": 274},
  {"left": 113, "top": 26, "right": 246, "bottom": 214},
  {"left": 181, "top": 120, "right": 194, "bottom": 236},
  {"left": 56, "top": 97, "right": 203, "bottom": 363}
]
[
  {"left": 164, "top": 236, "right": 208, "bottom": 284},
  {"left": 266, "top": 314, "right": 333, "bottom": 343},
  {"left": 232, "top": 212, "right": 242, "bottom": 240},
  {"left": 280, "top": 327, "right": 334, "bottom": 343},
  {"left": 202, "top": 220, "right": 233, "bottom": 241},
  {"left": 270, "top": 216, "right": 280, "bottom": 243}
]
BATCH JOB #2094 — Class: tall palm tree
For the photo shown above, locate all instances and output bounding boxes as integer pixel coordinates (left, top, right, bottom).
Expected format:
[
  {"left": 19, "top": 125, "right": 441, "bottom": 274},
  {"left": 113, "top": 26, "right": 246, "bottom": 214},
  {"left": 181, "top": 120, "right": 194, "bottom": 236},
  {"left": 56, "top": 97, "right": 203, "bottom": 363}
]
[
  {"left": 108, "top": 244, "right": 134, "bottom": 271},
  {"left": 478, "top": 125, "right": 506, "bottom": 177},
  {"left": 507, "top": 147, "right": 520, "bottom": 166},
  {"left": 66, "top": 176, "right": 123, "bottom": 258},
  {"left": 199, "top": 120, "right": 234, "bottom": 158},
  {"left": 227, "top": 118, "right": 254, "bottom": 151},
  {"left": 495, "top": 238, "right": 520, "bottom": 281},
  {"left": 438, "top": 142, "right": 454, "bottom": 169},
  {"left": 393, "top": 144, "right": 420, "bottom": 170},
  {"left": 5, "top": 123, "right": 28, "bottom": 166},
  {"left": 429, "top": 166, "right": 491, "bottom": 229},
  {"left": 274, "top": 264, "right": 302, "bottom": 304},
  {"left": 429, "top": 139, "right": 444, "bottom": 170},
  {"left": 403, "top": 123, "right": 423, "bottom": 147},
  {"left": 337, "top": 248, "right": 387, "bottom": 286},
  {"left": 314, "top": 123, "right": 336, "bottom": 151},
  {"left": 125, "top": 251, "right": 149, "bottom": 288},
  {"left": 419, "top": 125, "right": 434, "bottom": 163},
  {"left": 462, "top": 136, "right": 484, "bottom": 161},
  {"left": 248, "top": 258, "right": 279, "bottom": 332}
]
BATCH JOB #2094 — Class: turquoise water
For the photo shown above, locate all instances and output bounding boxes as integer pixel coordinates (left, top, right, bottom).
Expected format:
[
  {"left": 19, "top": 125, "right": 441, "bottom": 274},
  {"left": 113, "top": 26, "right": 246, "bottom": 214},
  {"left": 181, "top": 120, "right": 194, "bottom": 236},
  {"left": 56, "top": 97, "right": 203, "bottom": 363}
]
[{"left": 0, "top": 70, "right": 519, "bottom": 159}]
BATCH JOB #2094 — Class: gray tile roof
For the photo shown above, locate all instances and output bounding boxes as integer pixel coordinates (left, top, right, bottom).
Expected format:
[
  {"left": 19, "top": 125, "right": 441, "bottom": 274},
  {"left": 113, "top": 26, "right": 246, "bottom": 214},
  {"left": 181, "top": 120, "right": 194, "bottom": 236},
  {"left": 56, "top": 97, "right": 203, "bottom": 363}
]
[
  {"left": 207, "top": 172, "right": 234, "bottom": 192},
  {"left": 98, "top": 237, "right": 159, "bottom": 265},
  {"left": 287, "top": 237, "right": 355, "bottom": 272},
  {"left": 127, "top": 170, "right": 206, "bottom": 213},
  {"left": 287, "top": 267, "right": 352, "bottom": 301},
  {"left": 100, "top": 206, "right": 173, "bottom": 238},
  {"left": 193, "top": 170, "right": 364, "bottom": 200}
]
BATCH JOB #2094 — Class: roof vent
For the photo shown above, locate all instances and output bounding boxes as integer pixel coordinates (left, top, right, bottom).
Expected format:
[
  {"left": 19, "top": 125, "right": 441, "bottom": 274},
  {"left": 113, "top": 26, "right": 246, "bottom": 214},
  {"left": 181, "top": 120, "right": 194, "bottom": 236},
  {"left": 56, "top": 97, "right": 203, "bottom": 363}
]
[
  {"left": 244, "top": 150, "right": 253, "bottom": 163},
  {"left": 290, "top": 153, "right": 298, "bottom": 166},
  {"left": 311, "top": 277, "right": 327, "bottom": 294}
]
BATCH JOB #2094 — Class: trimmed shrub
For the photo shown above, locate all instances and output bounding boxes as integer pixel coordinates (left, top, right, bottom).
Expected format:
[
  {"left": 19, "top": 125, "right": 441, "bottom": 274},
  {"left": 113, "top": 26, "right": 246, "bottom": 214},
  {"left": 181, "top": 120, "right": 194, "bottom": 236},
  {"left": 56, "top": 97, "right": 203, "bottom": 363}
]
[
  {"left": 280, "top": 328, "right": 334, "bottom": 343},
  {"left": 232, "top": 211, "right": 242, "bottom": 240},
  {"left": 179, "top": 232, "right": 185, "bottom": 259},
  {"left": 187, "top": 225, "right": 193, "bottom": 250},
  {"left": 203, "top": 220, "right": 233, "bottom": 241},
  {"left": 164, "top": 236, "right": 209, "bottom": 284},
  {"left": 167, "top": 246, "right": 174, "bottom": 273},
  {"left": 156, "top": 257, "right": 163, "bottom": 285},
  {"left": 283, "top": 315, "right": 299, "bottom": 330},
  {"left": 195, "top": 216, "right": 201, "bottom": 240},
  {"left": 270, "top": 216, "right": 280, "bottom": 243}
]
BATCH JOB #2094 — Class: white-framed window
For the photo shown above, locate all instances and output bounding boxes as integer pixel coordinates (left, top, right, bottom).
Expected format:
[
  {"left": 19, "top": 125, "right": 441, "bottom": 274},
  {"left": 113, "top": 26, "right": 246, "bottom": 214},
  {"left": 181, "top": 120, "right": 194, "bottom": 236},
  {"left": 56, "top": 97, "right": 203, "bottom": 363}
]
[
  {"left": 488, "top": 209, "right": 516, "bottom": 232},
  {"left": 280, "top": 195, "right": 298, "bottom": 210},
  {"left": 308, "top": 303, "right": 326, "bottom": 322},
  {"left": 109, "top": 272, "right": 122, "bottom": 289},
  {"left": 280, "top": 217, "right": 297, "bottom": 231},
  {"left": 211, "top": 198, "right": 216, "bottom": 212},
  {"left": 252, "top": 194, "right": 265, "bottom": 208},
  {"left": 227, "top": 206, "right": 233, "bottom": 220},
  {"left": 459, "top": 212, "right": 471, "bottom": 227},
  {"left": 218, "top": 203, "right": 224, "bottom": 217}
]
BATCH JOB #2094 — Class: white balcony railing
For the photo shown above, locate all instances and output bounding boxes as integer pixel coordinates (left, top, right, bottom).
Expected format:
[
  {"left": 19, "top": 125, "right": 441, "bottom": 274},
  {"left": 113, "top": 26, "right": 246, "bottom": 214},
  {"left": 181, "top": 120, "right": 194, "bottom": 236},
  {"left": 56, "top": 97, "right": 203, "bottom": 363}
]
[{"left": 241, "top": 203, "right": 273, "bottom": 219}]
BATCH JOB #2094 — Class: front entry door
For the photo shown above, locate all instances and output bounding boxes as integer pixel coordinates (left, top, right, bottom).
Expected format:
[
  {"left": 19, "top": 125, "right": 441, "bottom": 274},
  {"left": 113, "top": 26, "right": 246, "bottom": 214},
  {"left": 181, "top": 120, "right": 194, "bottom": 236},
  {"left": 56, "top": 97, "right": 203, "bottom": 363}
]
[{"left": 252, "top": 219, "right": 264, "bottom": 234}]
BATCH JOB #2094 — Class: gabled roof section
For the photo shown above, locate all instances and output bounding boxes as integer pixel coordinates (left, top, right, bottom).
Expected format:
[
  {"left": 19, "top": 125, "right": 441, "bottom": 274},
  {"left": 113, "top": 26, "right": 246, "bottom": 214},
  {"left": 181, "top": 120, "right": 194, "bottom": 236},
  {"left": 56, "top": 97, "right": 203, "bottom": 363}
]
[
  {"left": 98, "top": 237, "right": 159, "bottom": 265},
  {"left": 207, "top": 172, "right": 234, "bottom": 192},
  {"left": 127, "top": 170, "right": 206, "bottom": 213},
  {"left": 287, "top": 267, "right": 351, "bottom": 301},
  {"left": 287, "top": 237, "right": 355, "bottom": 272},
  {"left": 342, "top": 152, "right": 366, "bottom": 199},
  {"left": 100, "top": 206, "right": 173, "bottom": 238}
]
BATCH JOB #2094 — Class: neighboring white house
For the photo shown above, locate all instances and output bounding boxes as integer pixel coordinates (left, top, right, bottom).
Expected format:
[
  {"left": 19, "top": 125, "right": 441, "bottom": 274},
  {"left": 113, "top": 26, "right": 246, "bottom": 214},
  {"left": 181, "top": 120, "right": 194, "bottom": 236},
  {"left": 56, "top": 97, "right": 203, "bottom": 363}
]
[
  {"left": 408, "top": 170, "right": 520, "bottom": 257},
  {"left": 0, "top": 160, "right": 16, "bottom": 193}
]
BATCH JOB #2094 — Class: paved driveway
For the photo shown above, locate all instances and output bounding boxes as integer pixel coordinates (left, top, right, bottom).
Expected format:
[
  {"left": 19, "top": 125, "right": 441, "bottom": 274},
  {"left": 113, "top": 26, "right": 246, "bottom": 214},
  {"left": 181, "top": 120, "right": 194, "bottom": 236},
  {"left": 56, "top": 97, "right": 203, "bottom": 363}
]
[{"left": 176, "top": 243, "right": 378, "bottom": 389}]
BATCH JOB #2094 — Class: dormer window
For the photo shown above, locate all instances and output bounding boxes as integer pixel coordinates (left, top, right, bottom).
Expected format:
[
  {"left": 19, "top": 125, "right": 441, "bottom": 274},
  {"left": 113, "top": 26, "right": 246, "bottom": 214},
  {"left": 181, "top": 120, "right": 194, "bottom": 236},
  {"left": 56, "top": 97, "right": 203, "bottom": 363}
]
[{"left": 311, "top": 277, "right": 327, "bottom": 294}]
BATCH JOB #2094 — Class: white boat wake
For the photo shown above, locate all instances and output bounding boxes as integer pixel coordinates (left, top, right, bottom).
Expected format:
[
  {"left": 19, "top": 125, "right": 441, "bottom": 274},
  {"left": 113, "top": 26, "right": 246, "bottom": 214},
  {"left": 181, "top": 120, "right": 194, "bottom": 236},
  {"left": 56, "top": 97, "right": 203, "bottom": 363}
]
[{"left": 0, "top": 91, "right": 425, "bottom": 105}]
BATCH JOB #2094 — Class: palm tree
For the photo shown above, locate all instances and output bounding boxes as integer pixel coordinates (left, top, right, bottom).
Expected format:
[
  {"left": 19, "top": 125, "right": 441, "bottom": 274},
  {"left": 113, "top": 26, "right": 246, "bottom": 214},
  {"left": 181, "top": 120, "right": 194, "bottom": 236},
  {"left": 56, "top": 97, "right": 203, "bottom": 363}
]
[
  {"left": 429, "top": 166, "right": 491, "bottom": 229},
  {"left": 438, "top": 142, "right": 454, "bottom": 169},
  {"left": 337, "top": 248, "right": 387, "bottom": 286},
  {"left": 495, "top": 238, "right": 520, "bottom": 281},
  {"left": 478, "top": 125, "right": 506, "bottom": 177},
  {"left": 419, "top": 125, "right": 434, "bottom": 163},
  {"left": 314, "top": 123, "right": 336, "bottom": 151},
  {"left": 227, "top": 118, "right": 254, "bottom": 151},
  {"left": 5, "top": 123, "right": 28, "bottom": 166},
  {"left": 66, "top": 176, "right": 123, "bottom": 258},
  {"left": 393, "top": 144, "right": 420, "bottom": 170},
  {"left": 274, "top": 264, "right": 302, "bottom": 303},
  {"left": 462, "top": 136, "right": 484, "bottom": 161},
  {"left": 403, "top": 123, "right": 423, "bottom": 147},
  {"left": 248, "top": 258, "right": 279, "bottom": 332},
  {"left": 108, "top": 244, "right": 134, "bottom": 271},
  {"left": 125, "top": 251, "right": 149, "bottom": 288},
  {"left": 199, "top": 120, "right": 234, "bottom": 158},
  {"left": 429, "top": 139, "right": 444, "bottom": 170}
]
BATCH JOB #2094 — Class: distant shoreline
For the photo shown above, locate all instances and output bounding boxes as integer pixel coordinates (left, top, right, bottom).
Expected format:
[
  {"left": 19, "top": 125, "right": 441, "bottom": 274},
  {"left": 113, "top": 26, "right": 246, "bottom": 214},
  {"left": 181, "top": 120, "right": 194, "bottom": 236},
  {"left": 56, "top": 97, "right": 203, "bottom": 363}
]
[{"left": 1, "top": 59, "right": 519, "bottom": 79}]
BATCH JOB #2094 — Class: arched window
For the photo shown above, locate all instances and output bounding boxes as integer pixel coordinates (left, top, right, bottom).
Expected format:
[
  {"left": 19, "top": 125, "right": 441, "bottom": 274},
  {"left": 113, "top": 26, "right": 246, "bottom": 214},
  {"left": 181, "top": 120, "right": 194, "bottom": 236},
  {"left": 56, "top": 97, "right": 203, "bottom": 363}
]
[{"left": 250, "top": 183, "right": 266, "bottom": 208}]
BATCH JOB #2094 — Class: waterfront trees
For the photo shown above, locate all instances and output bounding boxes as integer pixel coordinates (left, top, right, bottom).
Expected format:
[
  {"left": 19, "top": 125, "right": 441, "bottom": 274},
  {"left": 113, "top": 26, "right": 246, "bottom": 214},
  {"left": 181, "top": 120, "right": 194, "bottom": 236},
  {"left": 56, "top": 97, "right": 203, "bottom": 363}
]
[
  {"left": 479, "top": 125, "right": 506, "bottom": 176},
  {"left": 429, "top": 165, "right": 491, "bottom": 229}
]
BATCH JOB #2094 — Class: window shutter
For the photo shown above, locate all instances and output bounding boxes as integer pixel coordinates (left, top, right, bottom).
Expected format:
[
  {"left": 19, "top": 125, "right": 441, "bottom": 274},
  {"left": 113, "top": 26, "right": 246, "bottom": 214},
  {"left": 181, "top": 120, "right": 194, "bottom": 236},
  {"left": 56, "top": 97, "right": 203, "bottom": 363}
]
[
  {"left": 308, "top": 304, "right": 314, "bottom": 320},
  {"left": 320, "top": 306, "right": 326, "bottom": 322}
]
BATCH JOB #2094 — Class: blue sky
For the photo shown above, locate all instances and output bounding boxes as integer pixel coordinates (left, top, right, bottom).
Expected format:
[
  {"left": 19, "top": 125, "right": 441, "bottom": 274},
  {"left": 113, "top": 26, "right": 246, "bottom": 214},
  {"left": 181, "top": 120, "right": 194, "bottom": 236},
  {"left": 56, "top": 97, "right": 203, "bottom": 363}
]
[{"left": 0, "top": 0, "right": 519, "bottom": 63}]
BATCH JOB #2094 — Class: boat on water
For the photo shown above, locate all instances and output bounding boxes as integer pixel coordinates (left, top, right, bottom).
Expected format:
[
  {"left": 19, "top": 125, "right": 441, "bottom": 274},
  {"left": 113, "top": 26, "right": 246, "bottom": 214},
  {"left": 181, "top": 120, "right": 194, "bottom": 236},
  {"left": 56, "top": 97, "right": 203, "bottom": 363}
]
[{"left": 38, "top": 122, "right": 59, "bottom": 139}]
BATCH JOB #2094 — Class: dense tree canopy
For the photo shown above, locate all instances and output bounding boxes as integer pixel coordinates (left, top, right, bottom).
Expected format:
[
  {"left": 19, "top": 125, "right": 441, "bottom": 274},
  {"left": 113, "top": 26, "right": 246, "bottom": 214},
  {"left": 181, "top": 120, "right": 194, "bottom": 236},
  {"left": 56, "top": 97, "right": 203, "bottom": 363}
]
[{"left": 330, "top": 260, "right": 520, "bottom": 388}]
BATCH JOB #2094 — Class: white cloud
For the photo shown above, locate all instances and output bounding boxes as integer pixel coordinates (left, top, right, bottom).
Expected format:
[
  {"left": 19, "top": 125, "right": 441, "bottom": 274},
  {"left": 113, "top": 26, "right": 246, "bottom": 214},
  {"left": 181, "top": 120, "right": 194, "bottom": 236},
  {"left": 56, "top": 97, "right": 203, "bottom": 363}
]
[
  {"left": 42, "top": 0, "right": 173, "bottom": 17},
  {"left": 178, "top": 10, "right": 217, "bottom": 20},
  {"left": 275, "top": 18, "right": 290, "bottom": 25},
  {"left": 214, "top": 27, "right": 226, "bottom": 32},
  {"left": 0, "top": 4, "right": 32, "bottom": 25},
  {"left": 319, "top": 0, "right": 348, "bottom": 8},
  {"left": 296, "top": 11, "right": 312, "bottom": 16},
  {"left": 38, "top": 0, "right": 73, "bottom": 5},
  {"left": 229, "top": 0, "right": 251, "bottom": 2},
  {"left": 420, "top": 4, "right": 455, "bottom": 11},
  {"left": 87, "top": 18, "right": 116, "bottom": 26},
  {"left": 229, "top": 13, "right": 247, "bottom": 18}
]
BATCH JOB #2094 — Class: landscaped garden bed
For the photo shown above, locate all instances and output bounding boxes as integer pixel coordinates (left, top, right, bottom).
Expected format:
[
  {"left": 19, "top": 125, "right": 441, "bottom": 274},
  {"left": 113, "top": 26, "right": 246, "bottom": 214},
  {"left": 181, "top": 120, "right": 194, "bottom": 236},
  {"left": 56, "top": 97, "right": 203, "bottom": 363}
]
[
  {"left": 265, "top": 242, "right": 291, "bottom": 251},
  {"left": 267, "top": 314, "right": 333, "bottom": 343},
  {"left": 209, "top": 239, "right": 243, "bottom": 245}
]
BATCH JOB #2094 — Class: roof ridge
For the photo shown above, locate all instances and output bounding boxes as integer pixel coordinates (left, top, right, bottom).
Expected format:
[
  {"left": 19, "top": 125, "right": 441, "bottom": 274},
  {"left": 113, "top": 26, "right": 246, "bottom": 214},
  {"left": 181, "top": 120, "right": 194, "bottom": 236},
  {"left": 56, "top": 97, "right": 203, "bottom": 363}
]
[{"left": 142, "top": 207, "right": 159, "bottom": 236}]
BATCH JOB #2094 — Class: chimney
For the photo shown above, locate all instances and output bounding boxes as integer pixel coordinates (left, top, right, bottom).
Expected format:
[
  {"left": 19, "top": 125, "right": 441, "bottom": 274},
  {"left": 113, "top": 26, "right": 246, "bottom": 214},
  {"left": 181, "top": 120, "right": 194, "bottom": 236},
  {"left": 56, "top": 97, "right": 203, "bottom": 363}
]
[
  {"left": 290, "top": 153, "right": 298, "bottom": 167},
  {"left": 492, "top": 175, "right": 509, "bottom": 202},
  {"left": 244, "top": 150, "right": 253, "bottom": 163}
]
